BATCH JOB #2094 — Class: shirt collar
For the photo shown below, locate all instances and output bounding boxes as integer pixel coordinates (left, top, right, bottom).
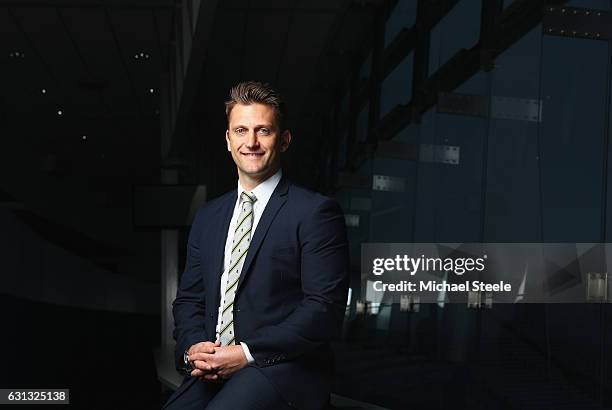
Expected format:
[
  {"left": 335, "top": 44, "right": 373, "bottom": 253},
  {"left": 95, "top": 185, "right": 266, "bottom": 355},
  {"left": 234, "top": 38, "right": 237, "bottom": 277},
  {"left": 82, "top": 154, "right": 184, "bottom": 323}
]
[{"left": 237, "top": 169, "right": 282, "bottom": 204}]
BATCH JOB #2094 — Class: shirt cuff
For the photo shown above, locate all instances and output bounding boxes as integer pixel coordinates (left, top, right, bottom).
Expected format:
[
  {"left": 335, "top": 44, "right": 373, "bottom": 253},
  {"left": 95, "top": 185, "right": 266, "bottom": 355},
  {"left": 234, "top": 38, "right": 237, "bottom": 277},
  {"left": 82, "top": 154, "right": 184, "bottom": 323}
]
[{"left": 240, "top": 342, "right": 255, "bottom": 363}]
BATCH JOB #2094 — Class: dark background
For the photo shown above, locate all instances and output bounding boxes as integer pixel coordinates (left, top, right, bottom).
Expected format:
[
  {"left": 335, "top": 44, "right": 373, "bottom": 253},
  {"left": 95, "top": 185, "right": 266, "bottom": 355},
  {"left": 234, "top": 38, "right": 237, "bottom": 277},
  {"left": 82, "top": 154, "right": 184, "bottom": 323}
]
[{"left": 2, "top": 0, "right": 612, "bottom": 409}]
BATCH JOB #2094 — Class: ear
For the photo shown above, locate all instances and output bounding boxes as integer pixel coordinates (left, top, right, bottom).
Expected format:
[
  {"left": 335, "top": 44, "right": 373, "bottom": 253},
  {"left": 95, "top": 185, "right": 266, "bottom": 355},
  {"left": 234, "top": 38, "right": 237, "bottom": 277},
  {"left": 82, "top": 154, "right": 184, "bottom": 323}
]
[
  {"left": 280, "top": 130, "right": 292, "bottom": 152},
  {"left": 225, "top": 130, "right": 231, "bottom": 152}
]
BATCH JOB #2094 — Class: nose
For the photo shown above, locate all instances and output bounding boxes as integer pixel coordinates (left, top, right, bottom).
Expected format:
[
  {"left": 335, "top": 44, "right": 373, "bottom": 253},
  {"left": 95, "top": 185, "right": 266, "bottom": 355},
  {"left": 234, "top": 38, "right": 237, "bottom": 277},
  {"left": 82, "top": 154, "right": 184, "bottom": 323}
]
[{"left": 245, "top": 131, "right": 259, "bottom": 148}]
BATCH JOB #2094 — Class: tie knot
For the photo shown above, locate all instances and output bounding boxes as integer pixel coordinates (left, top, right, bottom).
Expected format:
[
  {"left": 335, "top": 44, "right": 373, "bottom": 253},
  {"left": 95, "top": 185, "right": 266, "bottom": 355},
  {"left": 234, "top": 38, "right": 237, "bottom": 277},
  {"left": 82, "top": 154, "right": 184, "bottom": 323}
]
[{"left": 241, "top": 191, "right": 257, "bottom": 204}]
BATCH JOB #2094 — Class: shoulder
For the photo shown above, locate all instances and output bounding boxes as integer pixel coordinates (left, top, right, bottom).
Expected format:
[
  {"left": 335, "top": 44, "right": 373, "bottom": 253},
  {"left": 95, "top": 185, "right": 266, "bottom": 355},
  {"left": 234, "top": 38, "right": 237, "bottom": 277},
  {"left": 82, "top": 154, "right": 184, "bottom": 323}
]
[
  {"left": 284, "top": 182, "right": 347, "bottom": 241},
  {"left": 191, "top": 189, "right": 235, "bottom": 224},
  {"left": 286, "top": 181, "right": 343, "bottom": 218}
]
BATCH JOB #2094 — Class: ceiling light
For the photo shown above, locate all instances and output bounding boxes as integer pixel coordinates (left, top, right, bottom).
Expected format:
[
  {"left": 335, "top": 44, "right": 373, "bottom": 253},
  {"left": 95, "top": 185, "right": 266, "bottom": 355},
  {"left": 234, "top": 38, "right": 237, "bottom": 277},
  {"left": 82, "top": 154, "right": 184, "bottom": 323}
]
[
  {"left": 41, "top": 89, "right": 46, "bottom": 94},
  {"left": 149, "top": 88, "right": 154, "bottom": 93},
  {"left": 82, "top": 135, "right": 87, "bottom": 140},
  {"left": 57, "top": 110, "right": 63, "bottom": 116},
  {"left": 9, "top": 51, "right": 25, "bottom": 58},
  {"left": 134, "top": 51, "right": 150, "bottom": 61}
]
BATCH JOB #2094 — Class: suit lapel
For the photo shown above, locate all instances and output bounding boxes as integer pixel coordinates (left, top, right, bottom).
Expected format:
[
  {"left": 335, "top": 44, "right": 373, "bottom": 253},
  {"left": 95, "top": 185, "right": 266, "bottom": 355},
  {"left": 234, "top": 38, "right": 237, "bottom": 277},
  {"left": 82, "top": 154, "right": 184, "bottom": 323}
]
[
  {"left": 237, "top": 177, "right": 289, "bottom": 292},
  {"left": 207, "top": 190, "right": 236, "bottom": 312}
]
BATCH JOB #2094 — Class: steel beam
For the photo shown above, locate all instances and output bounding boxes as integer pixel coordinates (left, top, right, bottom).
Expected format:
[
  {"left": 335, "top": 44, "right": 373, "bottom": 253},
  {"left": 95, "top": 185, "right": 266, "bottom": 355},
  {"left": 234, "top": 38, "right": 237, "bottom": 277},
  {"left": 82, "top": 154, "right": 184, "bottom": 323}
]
[{"left": 377, "top": 0, "right": 565, "bottom": 143}]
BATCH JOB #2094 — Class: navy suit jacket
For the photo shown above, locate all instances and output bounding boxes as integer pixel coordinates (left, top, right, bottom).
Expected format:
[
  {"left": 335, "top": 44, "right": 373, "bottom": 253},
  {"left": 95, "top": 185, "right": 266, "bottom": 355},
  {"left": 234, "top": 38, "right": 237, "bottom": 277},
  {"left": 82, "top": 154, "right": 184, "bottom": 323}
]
[{"left": 172, "top": 176, "right": 350, "bottom": 409}]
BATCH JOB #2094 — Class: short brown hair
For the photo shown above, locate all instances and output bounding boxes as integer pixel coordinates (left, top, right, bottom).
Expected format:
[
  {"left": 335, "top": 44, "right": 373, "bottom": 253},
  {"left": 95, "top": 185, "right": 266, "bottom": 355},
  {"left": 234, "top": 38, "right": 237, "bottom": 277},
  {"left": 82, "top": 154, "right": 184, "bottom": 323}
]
[{"left": 225, "top": 81, "right": 287, "bottom": 131}]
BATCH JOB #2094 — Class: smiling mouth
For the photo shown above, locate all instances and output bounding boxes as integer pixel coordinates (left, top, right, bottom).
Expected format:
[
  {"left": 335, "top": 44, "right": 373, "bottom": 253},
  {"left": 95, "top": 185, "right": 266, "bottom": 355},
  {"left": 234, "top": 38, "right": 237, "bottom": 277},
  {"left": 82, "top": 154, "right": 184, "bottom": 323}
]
[{"left": 241, "top": 152, "right": 264, "bottom": 157}]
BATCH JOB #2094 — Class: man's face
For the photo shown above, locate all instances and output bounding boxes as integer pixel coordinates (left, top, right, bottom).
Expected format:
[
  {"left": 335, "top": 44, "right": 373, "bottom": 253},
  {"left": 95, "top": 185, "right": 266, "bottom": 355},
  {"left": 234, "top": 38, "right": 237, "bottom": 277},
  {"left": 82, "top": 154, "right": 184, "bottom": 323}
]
[{"left": 226, "top": 103, "right": 291, "bottom": 184}]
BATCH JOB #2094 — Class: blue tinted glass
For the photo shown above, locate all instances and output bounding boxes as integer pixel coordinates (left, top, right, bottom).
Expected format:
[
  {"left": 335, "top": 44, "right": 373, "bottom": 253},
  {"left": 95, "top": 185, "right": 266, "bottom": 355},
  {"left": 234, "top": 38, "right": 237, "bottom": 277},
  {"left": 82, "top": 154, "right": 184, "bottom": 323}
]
[
  {"left": 566, "top": 0, "right": 611, "bottom": 9},
  {"left": 485, "top": 26, "right": 543, "bottom": 241},
  {"left": 356, "top": 103, "right": 369, "bottom": 142},
  {"left": 380, "top": 53, "right": 413, "bottom": 118},
  {"left": 415, "top": 72, "right": 488, "bottom": 242},
  {"left": 341, "top": 159, "right": 373, "bottom": 270},
  {"left": 429, "top": 0, "right": 482, "bottom": 76},
  {"left": 539, "top": 35, "right": 608, "bottom": 242},
  {"left": 384, "top": 0, "right": 417, "bottom": 48},
  {"left": 369, "top": 126, "right": 420, "bottom": 242},
  {"left": 359, "top": 52, "right": 372, "bottom": 81}
]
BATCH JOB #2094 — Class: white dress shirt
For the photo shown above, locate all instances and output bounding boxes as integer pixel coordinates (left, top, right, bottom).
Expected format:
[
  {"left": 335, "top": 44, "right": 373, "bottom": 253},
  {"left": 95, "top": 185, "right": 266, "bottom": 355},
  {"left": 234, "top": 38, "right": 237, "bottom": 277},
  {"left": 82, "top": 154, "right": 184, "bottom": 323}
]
[{"left": 215, "top": 169, "right": 282, "bottom": 362}]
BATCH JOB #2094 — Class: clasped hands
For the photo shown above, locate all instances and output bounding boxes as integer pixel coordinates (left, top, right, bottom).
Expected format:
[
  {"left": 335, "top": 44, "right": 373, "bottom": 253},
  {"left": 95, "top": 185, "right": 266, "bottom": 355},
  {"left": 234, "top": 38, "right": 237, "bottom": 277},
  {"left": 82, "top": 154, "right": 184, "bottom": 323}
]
[{"left": 187, "top": 341, "right": 248, "bottom": 381}]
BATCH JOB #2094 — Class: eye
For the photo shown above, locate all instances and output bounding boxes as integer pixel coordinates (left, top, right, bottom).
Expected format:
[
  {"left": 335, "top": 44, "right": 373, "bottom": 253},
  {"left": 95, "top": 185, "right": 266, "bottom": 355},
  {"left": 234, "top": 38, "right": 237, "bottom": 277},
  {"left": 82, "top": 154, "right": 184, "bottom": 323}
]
[
  {"left": 234, "top": 127, "right": 246, "bottom": 135},
  {"left": 258, "top": 128, "right": 270, "bottom": 136}
]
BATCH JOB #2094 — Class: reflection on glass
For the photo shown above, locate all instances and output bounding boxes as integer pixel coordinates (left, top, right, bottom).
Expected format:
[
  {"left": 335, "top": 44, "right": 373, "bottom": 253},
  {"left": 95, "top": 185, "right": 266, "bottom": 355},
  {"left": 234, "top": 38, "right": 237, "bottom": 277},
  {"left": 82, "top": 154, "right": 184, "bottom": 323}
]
[
  {"left": 384, "top": 0, "right": 417, "bottom": 48},
  {"left": 356, "top": 103, "right": 369, "bottom": 142},
  {"left": 429, "top": 0, "right": 482, "bottom": 76},
  {"left": 587, "top": 272, "right": 608, "bottom": 302},
  {"left": 380, "top": 53, "right": 413, "bottom": 118}
]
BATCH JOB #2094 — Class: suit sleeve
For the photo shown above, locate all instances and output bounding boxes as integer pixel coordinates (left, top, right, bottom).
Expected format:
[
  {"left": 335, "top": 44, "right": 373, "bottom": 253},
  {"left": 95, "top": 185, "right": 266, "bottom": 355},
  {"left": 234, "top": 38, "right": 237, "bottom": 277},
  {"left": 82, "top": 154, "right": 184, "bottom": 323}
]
[
  {"left": 172, "top": 207, "right": 208, "bottom": 371},
  {"left": 244, "top": 198, "right": 350, "bottom": 366}
]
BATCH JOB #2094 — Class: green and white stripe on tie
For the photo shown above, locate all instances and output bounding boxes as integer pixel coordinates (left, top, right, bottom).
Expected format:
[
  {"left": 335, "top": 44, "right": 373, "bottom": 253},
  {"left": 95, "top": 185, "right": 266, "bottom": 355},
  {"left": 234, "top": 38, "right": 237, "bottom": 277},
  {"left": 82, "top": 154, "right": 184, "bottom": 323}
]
[{"left": 219, "top": 191, "right": 257, "bottom": 346}]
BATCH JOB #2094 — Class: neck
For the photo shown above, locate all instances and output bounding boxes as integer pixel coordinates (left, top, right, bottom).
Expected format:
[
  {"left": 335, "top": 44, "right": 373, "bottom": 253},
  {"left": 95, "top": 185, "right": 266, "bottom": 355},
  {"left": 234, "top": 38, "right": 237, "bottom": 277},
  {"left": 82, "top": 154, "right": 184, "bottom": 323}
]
[{"left": 238, "top": 167, "right": 279, "bottom": 191}]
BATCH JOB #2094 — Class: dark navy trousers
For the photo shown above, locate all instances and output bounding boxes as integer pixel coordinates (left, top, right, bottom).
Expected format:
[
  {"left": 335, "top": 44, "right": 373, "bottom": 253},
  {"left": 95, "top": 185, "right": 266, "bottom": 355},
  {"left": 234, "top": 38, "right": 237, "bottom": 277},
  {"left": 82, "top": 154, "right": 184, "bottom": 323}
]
[{"left": 163, "top": 366, "right": 293, "bottom": 410}]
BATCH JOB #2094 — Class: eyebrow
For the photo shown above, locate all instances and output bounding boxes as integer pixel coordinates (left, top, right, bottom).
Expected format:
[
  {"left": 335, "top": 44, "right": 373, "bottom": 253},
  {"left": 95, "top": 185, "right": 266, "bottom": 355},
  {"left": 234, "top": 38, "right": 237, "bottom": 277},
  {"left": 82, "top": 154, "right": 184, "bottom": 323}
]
[{"left": 232, "top": 124, "right": 274, "bottom": 129}]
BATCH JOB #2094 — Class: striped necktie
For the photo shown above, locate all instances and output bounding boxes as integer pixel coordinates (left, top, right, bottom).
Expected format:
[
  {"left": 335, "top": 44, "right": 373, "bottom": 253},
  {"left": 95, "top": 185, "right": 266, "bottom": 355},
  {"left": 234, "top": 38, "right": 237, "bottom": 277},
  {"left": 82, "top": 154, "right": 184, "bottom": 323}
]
[{"left": 219, "top": 191, "right": 257, "bottom": 345}]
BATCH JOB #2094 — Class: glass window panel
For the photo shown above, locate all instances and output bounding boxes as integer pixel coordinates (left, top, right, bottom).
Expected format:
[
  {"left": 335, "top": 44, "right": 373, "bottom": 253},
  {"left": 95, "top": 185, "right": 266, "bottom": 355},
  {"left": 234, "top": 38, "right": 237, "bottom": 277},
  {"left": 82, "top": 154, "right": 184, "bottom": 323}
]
[
  {"left": 333, "top": 7, "right": 612, "bottom": 409},
  {"left": 340, "top": 159, "right": 373, "bottom": 271},
  {"left": 370, "top": 125, "right": 419, "bottom": 243},
  {"left": 481, "top": 27, "right": 609, "bottom": 409},
  {"left": 359, "top": 52, "right": 372, "bottom": 82},
  {"left": 384, "top": 0, "right": 417, "bottom": 48},
  {"left": 540, "top": 35, "right": 608, "bottom": 242},
  {"left": 566, "top": 0, "right": 611, "bottom": 9},
  {"left": 356, "top": 103, "right": 369, "bottom": 142},
  {"left": 414, "top": 72, "right": 488, "bottom": 242},
  {"left": 370, "top": 158, "right": 417, "bottom": 242},
  {"left": 380, "top": 52, "right": 413, "bottom": 118},
  {"left": 394, "top": 122, "right": 419, "bottom": 144},
  {"left": 547, "top": 305, "right": 602, "bottom": 393},
  {"left": 607, "top": 62, "right": 612, "bottom": 239},
  {"left": 485, "top": 25, "right": 543, "bottom": 241},
  {"left": 429, "top": 0, "right": 482, "bottom": 76}
]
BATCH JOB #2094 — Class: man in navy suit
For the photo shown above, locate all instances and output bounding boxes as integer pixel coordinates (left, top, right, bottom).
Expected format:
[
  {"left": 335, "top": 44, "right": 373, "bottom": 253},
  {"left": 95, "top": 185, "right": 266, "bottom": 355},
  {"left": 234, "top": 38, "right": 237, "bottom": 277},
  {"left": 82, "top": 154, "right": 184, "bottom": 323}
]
[{"left": 163, "top": 81, "right": 349, "bottom": 409}]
